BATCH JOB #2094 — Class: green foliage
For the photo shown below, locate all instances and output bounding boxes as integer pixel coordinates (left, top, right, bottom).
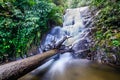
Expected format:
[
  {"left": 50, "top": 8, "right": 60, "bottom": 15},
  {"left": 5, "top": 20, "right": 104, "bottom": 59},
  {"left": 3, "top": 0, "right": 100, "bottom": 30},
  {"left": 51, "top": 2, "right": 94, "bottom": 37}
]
[
  {"left": 0, "top": 0, "right": 63, "bottom": 60},
  {"left": 53, "top": 0, "right": 64, "bottom": 6},
  {"left": 91, "top": 0, "right": 120, "bottom": 61},
  {"left": 91, "top": 0, "right": 107, "bottom": 7},
  {"left": 68, "top": 0, "right": 91, "bottom": 8}
]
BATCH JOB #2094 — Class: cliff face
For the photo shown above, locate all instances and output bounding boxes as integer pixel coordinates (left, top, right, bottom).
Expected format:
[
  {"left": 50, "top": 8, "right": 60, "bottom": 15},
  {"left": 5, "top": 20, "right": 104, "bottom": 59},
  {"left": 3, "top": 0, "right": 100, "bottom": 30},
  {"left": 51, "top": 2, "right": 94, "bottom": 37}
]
[{"left": 89, "top": 1, "right": 120, "bottom": 66}]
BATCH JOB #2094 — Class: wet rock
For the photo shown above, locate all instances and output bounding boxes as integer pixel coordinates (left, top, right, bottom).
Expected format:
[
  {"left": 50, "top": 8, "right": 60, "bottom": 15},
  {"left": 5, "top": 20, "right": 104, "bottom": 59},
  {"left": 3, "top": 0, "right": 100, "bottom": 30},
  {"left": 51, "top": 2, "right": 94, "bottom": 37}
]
[
  {"left": 108, "top": 54, "right": 117, "bottom": 64},
  {"left": 72, "top": 39, "right": 89, "bottom": 51}
]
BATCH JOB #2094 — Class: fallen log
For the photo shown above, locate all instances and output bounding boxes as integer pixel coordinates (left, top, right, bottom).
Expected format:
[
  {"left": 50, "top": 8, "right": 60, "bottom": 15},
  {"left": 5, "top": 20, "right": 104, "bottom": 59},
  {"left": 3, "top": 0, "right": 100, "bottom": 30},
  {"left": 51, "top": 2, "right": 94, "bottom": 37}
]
[
  {"left": 0, "top": 49, "right": 58, "bottom": 80},
  {"left": 0, "top": 35, "right": 70, "bottom": 80}
]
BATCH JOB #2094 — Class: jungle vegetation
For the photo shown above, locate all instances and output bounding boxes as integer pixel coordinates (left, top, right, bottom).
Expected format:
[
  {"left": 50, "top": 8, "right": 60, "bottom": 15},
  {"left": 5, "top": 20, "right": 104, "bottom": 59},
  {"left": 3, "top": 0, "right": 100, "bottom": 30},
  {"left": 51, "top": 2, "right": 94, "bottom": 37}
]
[
  {"left": 0, "top": 0, "right": 65, "bottom": 62},
  {"left": 91, "top": 0, "right": 120, "bottom": 64}
]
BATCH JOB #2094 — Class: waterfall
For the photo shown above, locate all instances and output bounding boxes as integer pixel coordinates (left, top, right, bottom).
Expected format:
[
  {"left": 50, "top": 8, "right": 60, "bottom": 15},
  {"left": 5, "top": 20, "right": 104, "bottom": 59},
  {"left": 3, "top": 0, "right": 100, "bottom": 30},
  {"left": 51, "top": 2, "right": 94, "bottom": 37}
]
[
  {"left": 41, "top": 6, "right": 92, "bottom": 80},
  {"left": 40, "top": 6, "right": 91, "bottom": 57}
]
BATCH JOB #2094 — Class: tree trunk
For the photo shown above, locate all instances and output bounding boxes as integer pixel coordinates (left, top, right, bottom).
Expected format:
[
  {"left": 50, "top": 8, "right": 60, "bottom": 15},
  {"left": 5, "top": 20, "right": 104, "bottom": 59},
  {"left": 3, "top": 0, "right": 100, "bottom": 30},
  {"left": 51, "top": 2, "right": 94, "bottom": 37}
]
[
  {"left": 0, "top": 49, "right": 58, "bottom": 80},
  {"left": 0, "top": 35, "right": 68, "bottom": 80}
]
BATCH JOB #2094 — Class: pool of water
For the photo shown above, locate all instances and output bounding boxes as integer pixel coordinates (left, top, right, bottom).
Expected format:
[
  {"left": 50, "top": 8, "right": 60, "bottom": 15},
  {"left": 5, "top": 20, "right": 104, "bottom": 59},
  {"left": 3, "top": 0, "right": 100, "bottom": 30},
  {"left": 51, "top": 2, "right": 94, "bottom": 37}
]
[{"left": 19, "top": 59, "right": 120, "bottom": 80}]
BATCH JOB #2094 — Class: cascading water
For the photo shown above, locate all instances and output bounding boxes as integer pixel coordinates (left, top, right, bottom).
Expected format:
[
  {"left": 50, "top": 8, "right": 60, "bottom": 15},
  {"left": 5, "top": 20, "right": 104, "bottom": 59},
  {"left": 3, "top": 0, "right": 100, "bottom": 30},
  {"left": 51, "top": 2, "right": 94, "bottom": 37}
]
[
  {"left": 19, "top": 6, "right": 120, "bottom": 80},
  {"left": 41, "top": 6, "right": 91, "bottom": 57},
  {"left": 43, "top": 53, "right": 73, "bottom": 80},
  {"left": 41, "top": 6, "right": 92, "bottom": 80}
]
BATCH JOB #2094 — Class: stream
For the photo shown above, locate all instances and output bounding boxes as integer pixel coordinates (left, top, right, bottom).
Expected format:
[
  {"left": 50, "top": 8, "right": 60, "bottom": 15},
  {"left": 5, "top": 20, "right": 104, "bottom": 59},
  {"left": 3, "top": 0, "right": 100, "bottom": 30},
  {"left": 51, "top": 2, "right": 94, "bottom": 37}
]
[{"left": 19, "top": 7, "right": 120, "bottom": 80}]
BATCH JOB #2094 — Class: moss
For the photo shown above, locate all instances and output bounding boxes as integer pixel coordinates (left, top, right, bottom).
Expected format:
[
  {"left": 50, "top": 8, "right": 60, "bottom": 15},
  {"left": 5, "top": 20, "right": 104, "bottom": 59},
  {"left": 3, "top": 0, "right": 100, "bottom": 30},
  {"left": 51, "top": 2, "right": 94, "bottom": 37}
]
[{"left": 91, "top": 0, "right": 120, "bottom": 62}]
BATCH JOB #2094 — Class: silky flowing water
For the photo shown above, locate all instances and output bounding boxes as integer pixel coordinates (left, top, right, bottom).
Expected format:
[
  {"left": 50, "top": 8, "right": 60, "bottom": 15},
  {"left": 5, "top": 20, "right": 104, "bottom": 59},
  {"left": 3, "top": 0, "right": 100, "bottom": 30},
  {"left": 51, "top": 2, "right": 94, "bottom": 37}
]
[
  {"left": 19, "top": 58, "right": 120, "bottom": 80},
  {"left": 19, "top": 7, "right": 120, "bottom": 80}
]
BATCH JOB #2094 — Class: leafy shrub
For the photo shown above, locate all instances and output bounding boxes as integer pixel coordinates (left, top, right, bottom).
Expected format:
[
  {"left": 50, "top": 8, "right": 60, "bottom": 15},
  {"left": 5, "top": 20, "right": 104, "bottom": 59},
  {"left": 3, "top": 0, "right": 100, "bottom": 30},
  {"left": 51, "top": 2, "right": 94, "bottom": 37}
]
[{"left": 0, "top": 0, "right": 63, "bottom": 61}]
